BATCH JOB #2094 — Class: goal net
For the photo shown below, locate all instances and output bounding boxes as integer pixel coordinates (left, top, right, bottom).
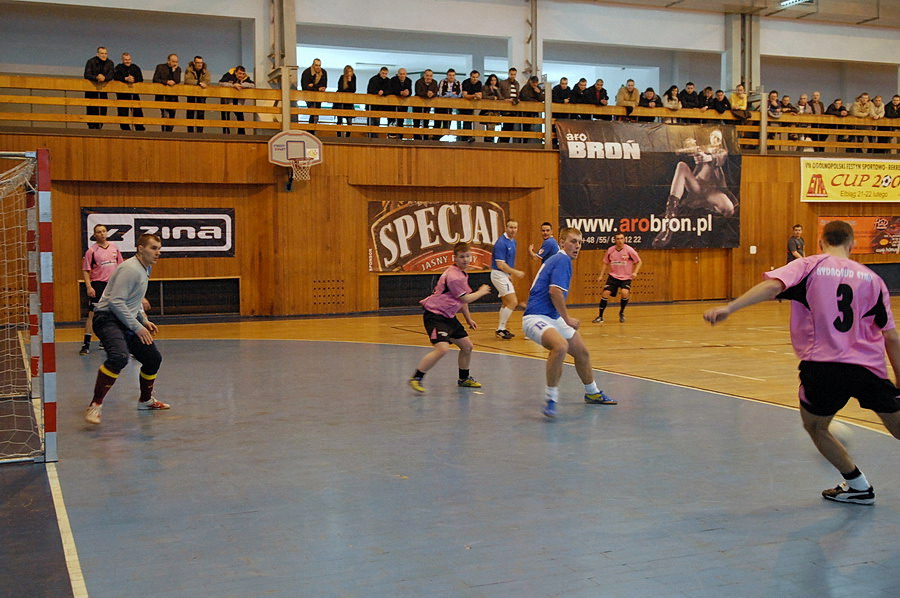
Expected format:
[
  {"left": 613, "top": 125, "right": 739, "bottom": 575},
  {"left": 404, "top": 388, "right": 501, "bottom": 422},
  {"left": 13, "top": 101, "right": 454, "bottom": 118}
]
[{"left": 0, "top": 151, "right": 55, "bottom": 463}]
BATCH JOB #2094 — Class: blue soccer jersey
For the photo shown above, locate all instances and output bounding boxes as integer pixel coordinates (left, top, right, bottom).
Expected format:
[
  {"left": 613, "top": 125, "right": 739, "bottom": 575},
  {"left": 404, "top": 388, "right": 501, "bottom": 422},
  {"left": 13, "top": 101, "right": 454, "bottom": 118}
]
[
  {"left": 491, "top": 234, "right": 516, "bottom": 271},
  {"left": 524, "top": 251, "right": 572, "bottom": 319},
  {"left": 538, "top": 237, "right": 560, "bottom": 262}
]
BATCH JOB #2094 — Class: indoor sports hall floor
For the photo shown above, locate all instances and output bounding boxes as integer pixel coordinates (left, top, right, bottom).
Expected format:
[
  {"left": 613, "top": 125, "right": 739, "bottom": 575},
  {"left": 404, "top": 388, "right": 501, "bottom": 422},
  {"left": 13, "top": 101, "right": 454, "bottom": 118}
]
[{"left": 5, "top": 301, "right": 900, "bottom": 597}]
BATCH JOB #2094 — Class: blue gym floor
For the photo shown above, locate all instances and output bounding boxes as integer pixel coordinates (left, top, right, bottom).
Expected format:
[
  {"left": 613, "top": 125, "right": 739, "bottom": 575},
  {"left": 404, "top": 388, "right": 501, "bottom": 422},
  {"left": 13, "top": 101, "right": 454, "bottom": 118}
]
[{"left": 7, "top": 339, "right": 900, "bottom": 597}]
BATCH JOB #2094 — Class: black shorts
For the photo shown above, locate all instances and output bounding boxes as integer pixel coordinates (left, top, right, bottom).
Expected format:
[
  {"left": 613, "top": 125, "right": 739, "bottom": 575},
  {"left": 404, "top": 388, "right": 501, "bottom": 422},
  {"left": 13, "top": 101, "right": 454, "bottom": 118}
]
[
  {"left": 799, "top": 361, "right": 900, "bottom": 416},
  {"left": 86, "top": 281, "right": 108, "bottom": 311},
  {"left": 603, "top": 276, "right": 632, "bottom": 296},
  {"left": 422, "top": 309, "right": 467, "bottom": 345}
]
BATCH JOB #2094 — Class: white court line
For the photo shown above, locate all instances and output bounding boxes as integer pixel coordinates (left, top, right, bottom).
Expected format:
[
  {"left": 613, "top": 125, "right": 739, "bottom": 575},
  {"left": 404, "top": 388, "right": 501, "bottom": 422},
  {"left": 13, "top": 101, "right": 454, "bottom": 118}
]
[
  {"left": 46, "top": 462, "right": 89, "bottom": 598},
  {"left": 699, "top": 369, "right": 767, "bottom": 382}
]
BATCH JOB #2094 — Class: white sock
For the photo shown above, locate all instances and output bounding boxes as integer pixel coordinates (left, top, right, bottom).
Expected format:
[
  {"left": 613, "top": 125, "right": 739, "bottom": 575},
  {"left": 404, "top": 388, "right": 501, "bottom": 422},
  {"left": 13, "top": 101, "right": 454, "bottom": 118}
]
[
  {"left": 846, "top": 470, "right": 870, "bottom": 491},
  {"left": 545, "top": 386, "right": 559, "bottom": 402},
  {"left": 498, "top": 306, "right": 513, "bottom": 330},
  {"left": 584, "top": 381, "right": 599, "bottom": 395}
]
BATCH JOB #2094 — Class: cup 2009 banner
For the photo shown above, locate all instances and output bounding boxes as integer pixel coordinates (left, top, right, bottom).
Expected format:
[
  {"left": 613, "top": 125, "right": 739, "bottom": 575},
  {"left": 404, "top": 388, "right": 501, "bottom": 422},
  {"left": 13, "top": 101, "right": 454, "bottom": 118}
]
[
  {"left": 368, "top": 201, "right": 509, "bottom": 272},
  {"left": 556, "top": 120, "right": 741, "bottom": 250},
  {"left": 801, "top": 158, "right": 900, "bottom": 202}
]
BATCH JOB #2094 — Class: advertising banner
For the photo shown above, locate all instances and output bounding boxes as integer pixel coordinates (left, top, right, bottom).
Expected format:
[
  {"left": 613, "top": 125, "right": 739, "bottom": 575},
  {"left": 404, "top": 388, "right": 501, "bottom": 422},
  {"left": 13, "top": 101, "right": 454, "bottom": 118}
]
[
  {"left": 556, "top": 120, "right": 741, "bottom": 250},
  {"left": 82, "top": 207, "right": 235, "bottom": 257},
  {"left": 368, "top": 201, "right": 509, "bottom": 272},
  {"left": 801, "top": 158, "right": 900, "bottom": 203},
  {"left": 818, "top": 216, "right": 900, "bottom": 255}
]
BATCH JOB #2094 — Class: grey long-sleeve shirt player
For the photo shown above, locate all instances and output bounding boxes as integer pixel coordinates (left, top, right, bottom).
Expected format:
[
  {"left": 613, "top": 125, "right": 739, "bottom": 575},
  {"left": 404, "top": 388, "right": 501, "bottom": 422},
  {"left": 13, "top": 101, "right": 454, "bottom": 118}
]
[{"left": 94, "top": 256, "right": 150, "bottom": 333}]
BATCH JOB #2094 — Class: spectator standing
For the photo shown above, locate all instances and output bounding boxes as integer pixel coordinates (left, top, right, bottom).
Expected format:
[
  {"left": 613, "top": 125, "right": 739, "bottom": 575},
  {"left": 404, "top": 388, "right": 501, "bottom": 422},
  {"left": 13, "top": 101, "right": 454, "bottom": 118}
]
[
  {"left": 436, "top": 69, "right": 463, "bottom": 139},
  {"left": 662, "top": 85, "right": 681, "bottom": 123},
  {"left": 388, "top": 68, "right": 412, "bottom": 138},
  {"left": 616, "top": 79, "right": 640, "bottom": 120},
  {"left": 780, "top": 95, "right": 798, "bottom": 115},
  {"left": 678, "top": 82, "right": 702, "bottom": 110},
  {"left": 83, "top": 46, "right": 115, "bottom": 130},
  {"left": 152, "top": 54, "right": 181, "bottom": 132},
  {"left": 497, "top": 67, "right": 520, "bottom": 143},
  {"left": 519, "top": 75, "right": 544, "bottom": 142},
  {"left": 589, "top": 79, "right": 611, "bottom": 121},
  {"left": 113, "top": 52, "right": 145, "bottom": 131},
  {"left": 552, "top": 77, "right": 572, "bottom": 120},
  {"left": 883, "top": 95, "right": 900, "bottom": 153},
  {"left": 480, "top": 73, "right": 502, "bottom": 143},
  {"left": 459, "top": 70, "right": 482, "bottom": 142},
  {"left": 333, "top": 65, "right": 356, "bottom": 138},
  {"left": 810, "top": 91, "right": 827, "bottom": 151},
  {"left": 710, "top": 89, "right": 732, "bottom": 114},
  {"left": 637, "top": 87, "right": 660, "bottom": 122},
  {"left": 700, "top": 86, "right": 715, "bottom": 111},
  {"left": 795, "top": 94, "right": 814, "bottom": 150},
  {"left": 849, "top": 93, "right": 875, "bottom": 153},
  {"left": 568, "top": 78, "right": 590, "bottom": 120},
  {"left": 412, "top": 69, "right": 438, "bottom": 140},
  {"left": 872, "top": 95, "right": 887, "bottom": 153},
  {"left": 729, "top": 83, "right": 748, "bottom": 110},
  {"left": 218, "top": 66, "right": 255, "bottom": 135},
  {"left": 184, "top": 56, "right": 210, "bottom": 133},
  {"left": 300, "top": 58, "right": 328, "bottom": 126},
  {"left": 826, "top": 98, "right": 850, "bottom": 150},
  {"left": 366, "top": 66, "right": 391, "bottom": 137}
]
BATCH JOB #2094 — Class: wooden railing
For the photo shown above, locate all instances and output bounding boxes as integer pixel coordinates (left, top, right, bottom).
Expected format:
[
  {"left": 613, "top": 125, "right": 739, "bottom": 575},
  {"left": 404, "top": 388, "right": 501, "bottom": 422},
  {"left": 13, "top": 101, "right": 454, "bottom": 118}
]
[{"left": 3, "top": 75, "right": 900, "bottom": 154}]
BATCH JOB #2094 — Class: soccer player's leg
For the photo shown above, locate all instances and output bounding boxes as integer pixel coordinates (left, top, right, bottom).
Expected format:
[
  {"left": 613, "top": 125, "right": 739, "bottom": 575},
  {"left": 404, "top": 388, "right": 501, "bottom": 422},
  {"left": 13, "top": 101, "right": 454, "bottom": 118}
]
[
  {"left": 84, "top": 314, "right": 130, "bottom": 424},
  {"left": 618, "top": 283, "right": 631, "bottom": 323},
  {"left": 567, "top": 332, "right": 616, "bottom": 405},
  {"left": 452, "top": 336, "right": 481, "bottom": 388},
  {"left": 128, "top": 335, "right": 168, "bottom": 410}
]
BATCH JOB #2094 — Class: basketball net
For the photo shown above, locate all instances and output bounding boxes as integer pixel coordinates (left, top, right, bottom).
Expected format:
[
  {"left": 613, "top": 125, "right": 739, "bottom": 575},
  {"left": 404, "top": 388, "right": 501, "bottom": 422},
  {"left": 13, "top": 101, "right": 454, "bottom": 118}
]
[{"left": 289, "top": 157, "right": 312, "bottom": 181}]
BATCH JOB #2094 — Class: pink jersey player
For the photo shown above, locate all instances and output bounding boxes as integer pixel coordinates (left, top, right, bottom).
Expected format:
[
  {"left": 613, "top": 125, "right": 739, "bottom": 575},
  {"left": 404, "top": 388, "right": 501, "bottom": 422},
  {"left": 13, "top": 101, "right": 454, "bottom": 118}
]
[
  {"left": 764, "top": 254, "right": 894, "bottom": 378},
  {"left": 604, "top": 243, "right": 641, "bottom": 280},
  {"left": 704, "top": 220, "right": 900, "bottom": 507}
]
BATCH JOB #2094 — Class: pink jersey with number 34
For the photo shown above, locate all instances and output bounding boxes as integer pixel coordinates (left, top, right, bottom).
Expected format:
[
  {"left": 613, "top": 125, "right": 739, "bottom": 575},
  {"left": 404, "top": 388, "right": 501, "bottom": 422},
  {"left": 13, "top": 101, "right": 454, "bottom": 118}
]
[{"left": 764, "top": 254, "right": 894, "bottom": 378}]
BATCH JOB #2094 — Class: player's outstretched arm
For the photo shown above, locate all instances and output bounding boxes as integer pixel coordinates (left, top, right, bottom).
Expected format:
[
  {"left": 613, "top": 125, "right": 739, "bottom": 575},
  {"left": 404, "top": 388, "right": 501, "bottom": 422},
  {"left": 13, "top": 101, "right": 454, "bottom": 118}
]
[
  {"left": 883, "top": 328, "right": 900, "bottom": 384},
  {"left": 703, "top": 279, "right": 784, "bottom": 325},
  {"left": 461, "top": 284, "right": 492, "bottom": 304}
]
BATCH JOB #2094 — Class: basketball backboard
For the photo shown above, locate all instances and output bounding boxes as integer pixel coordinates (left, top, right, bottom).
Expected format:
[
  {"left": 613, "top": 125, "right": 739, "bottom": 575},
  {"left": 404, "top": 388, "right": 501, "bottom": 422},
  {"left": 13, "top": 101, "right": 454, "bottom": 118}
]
[{"left": 267, "top": 131, "right": 323, "bottom": 167}]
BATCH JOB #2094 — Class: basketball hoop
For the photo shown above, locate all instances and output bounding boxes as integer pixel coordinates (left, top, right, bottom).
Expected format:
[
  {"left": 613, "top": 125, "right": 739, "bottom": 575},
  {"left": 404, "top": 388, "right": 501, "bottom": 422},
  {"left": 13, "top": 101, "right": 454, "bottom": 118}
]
[{"left": 289, "top": 157, "right": 313, "bottom": 181}]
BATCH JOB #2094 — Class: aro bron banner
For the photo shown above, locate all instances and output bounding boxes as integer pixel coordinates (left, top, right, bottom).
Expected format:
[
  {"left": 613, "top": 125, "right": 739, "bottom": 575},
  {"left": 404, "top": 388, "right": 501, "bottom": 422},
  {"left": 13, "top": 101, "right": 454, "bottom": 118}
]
[
  {"left": 801, "top": 158, "right": 900, "bottom": 202},
  {"left": 556, "top": 120, "right": 741, "bottom": 250},
  {"left": 368, "top": 201, "right": 509, "bottom": 272}
]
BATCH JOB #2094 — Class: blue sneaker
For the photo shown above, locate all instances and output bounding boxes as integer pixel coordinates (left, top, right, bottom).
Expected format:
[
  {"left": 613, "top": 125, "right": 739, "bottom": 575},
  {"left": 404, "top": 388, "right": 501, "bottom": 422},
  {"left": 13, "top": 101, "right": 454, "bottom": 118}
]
[
  {"left": 542, "top": 400, "right": 557, "bottom": 418},
  {"left": 584, "top": 391, "right": 617, "bottom": 405}
]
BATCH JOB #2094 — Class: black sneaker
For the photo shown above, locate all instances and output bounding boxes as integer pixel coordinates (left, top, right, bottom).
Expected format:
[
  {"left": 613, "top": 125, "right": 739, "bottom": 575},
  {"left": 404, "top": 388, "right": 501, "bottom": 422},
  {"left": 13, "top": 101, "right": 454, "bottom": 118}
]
[
  {"left": 619, "top": 313, "right": 625, "bottom": 323},
  {"left": 822, "top": 482, "right": 875, "bottom": 505},
  {"left": 79, "top": 346, "right": 90, "bottom": 356},
  {"left": 501, "top": 329, "right": 515, "bottom": 340},
  {"left": 591, "top": 316, "right": 603, "bottom": 324}
]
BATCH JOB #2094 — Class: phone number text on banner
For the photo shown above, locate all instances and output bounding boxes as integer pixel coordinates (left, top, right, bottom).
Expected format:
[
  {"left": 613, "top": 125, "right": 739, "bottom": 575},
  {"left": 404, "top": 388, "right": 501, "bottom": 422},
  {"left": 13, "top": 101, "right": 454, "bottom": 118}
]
[
  {"left": 556, "top": 120, "right": 741, "bottom": 250},
  {"left": 801, "top": 158, "right": 900, "bottom": 202},
  {"left": 818, "top": 216, "right": 900, "bottom": 254}
]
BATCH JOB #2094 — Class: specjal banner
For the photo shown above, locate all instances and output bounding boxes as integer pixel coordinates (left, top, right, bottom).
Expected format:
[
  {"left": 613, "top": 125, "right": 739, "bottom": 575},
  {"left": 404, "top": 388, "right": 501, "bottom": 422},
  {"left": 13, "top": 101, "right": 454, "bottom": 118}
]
[
  {"left": 801, "top": 158, "right": 900, "bottom": 202},
  {"left": 368, "top": 201, "right": 509, "bottom": 272},
  {"left": 556, "top": 120, "right": 741, "bottom": 250},
  {"left": 82, "top": 207, "right": 234, "bottom": 258},
  {"left": 818, "top": 216, "right": 900, "bottom": 255}
]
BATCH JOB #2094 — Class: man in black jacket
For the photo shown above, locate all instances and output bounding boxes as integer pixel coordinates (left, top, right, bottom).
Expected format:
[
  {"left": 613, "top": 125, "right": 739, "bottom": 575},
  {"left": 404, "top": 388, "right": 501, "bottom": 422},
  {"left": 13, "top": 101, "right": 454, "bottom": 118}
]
[
  {"left": 113, "top": 52, "right": 145, "bottom": 131},
  {"left": 678, "top": 82, "right": 702, "bottom": 110},
  {"left": 367, "top": 67, "right": 391, "bottom": 138},
  {"left": 152, "top": 54, "right": 181, "bottom": 132},
  {"left": 84, "top": 47, "right": 115, "bottom": 129},
  {"left": 388, "top": 68, "right": 413, "bottom": 137},
  {"left": 413, "top": 69, "right": 438, "bottom": 140}
]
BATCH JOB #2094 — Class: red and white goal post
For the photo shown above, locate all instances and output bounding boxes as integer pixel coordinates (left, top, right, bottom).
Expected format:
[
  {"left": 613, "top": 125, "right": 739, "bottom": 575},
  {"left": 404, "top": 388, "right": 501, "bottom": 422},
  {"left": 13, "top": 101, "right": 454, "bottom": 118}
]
[{"left": 0, "top": 149, "right": 56, "bottom": 463}]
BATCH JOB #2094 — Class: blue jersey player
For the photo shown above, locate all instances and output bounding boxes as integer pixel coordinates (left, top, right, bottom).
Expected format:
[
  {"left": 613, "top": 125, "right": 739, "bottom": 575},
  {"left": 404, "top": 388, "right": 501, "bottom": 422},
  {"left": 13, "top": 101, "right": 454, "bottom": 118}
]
[
  {"left": 528, "top": 221, "right": 560, "bottom": 264},
  {"left": 490, "top": 219, "right": 525, "bottom": 339},
  {"left": 522, "top": 227, "right": 617, "bottom": 418}
]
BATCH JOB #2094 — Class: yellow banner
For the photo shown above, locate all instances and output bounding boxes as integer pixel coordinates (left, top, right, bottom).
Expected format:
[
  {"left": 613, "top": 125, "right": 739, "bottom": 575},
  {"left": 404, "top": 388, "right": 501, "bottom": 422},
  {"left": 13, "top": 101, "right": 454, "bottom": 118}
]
[{"left": 800, "top": 158, "right": 900, "bottom": 202}]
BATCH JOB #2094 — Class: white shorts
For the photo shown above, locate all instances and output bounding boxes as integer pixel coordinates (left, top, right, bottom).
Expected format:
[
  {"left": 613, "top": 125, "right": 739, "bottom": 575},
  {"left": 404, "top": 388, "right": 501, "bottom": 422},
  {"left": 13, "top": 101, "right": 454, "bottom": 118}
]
[
  {"left": 490, "top": 270, "right": 515, "bottom": 297},
  {"left": 522, "top": 314, "right": 576, "bottom": 345}
]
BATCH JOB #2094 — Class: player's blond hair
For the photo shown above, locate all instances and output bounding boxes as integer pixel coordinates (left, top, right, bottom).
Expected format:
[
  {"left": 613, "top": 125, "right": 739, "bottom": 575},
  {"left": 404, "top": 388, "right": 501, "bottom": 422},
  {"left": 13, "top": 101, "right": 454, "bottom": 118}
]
[{"left": 559, "top": 227, "right": 582, "bottom": 241}]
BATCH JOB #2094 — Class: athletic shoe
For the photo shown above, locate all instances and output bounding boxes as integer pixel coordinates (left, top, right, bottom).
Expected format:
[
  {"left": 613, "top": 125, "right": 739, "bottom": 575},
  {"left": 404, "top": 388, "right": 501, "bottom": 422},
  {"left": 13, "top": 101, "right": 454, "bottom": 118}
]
[
  {"left": 822, "top": 482, "right": 875, "bottom": 505},
  {"left": 501, "top": 329, "right": 515, "bottom": 340},
  {"left": 84, "top": 404, "right": 102, "bottom": 425},
  {"left": 585, "top": 391, "right": 617, "bottom": 405},
  {"left": 409, "top": 378, "right": 426, "bottom": 393},
  {"left": 137, "top": 397, "right": 171, "bottom": 410},
  {"left": 98, "top": 343, "right": 105, "bottom": 351},
  {"left": 592, "top": 316, "right": 604, "bottom": 324},
  {"left": 542, "top": 400, "right": 557, "bottom": 418},
  {"left": 619, "top": 313, "right": 626, "bottom": 323},
  {"left": 79, "top": 346, "right": 90, "bottom": 356},
  {"left": 457, "top": 377, "right": 482, "bottom": 388}
]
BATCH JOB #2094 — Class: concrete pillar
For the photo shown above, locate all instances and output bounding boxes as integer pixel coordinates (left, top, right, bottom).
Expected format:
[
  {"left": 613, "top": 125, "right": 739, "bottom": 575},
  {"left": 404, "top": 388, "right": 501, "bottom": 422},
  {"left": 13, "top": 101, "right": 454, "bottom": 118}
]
[{"left": 724, "top": 13, "right": 759, "bottom": 92}]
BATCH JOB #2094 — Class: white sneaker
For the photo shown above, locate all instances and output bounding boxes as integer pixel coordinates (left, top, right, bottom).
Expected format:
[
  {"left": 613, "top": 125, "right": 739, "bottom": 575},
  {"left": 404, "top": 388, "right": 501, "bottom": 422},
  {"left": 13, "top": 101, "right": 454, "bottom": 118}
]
[
  {"left": 84, "top": 404, "right": 102, "bottom": 425},
  {"left": 137, "top": 397, "right": 171, "bottom": 410}
]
